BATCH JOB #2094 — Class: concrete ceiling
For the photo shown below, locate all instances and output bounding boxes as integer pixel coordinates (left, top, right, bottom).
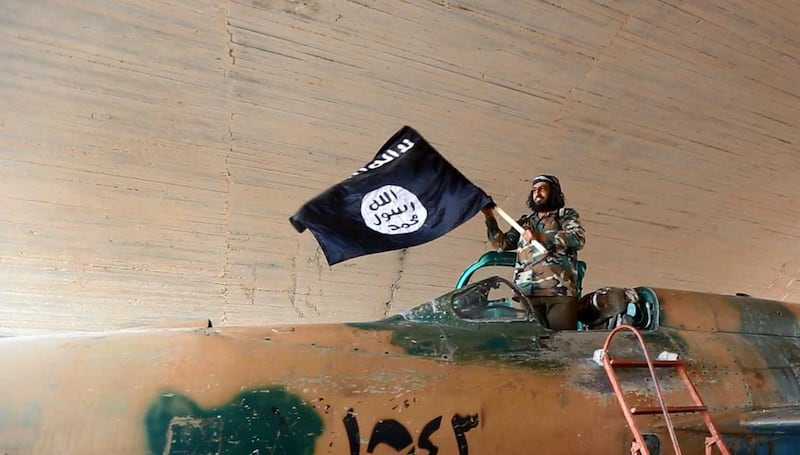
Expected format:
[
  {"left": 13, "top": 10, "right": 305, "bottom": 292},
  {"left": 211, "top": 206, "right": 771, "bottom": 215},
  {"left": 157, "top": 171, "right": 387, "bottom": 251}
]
[{"left": 1, "top": 0, "right": 799, "bottom": 334}]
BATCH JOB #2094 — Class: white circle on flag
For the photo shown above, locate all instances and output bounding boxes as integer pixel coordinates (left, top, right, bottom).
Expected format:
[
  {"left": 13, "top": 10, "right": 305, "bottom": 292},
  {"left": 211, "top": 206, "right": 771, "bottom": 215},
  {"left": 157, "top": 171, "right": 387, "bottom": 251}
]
[{"left": 361, "top": 185, "right": 427, "bottom": 235}]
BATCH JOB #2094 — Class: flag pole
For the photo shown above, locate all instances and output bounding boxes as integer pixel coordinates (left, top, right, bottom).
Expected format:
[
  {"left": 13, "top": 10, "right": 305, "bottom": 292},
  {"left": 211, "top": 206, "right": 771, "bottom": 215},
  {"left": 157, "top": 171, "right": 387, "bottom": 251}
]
[{"left": 492, "top": 205, "right": 547, "bottom": 256}]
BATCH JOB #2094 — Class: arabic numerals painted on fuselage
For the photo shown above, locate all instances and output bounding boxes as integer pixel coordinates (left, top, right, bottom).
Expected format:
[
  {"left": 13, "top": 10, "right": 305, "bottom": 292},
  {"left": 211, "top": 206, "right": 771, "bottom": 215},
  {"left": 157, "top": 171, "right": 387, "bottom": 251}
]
[
  {"left": 451, "top": 414, "right": 479, "bottom": 455},
  {"left": 343, "top": 409, "right": 478, "bottom": 454}
]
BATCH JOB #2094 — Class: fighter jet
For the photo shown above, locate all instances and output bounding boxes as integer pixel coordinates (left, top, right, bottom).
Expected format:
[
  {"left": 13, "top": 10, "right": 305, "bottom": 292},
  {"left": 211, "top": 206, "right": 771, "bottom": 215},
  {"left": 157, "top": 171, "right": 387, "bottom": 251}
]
[{"left": 0, "top": 252, "right": 798, "bottom": 454}]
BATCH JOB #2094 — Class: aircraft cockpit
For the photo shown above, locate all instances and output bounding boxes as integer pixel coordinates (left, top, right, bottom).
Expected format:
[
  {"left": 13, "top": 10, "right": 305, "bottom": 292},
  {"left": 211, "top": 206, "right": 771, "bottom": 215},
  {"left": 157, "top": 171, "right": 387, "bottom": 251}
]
[
  {"left": 449, "top": 275, "right": 657, "bottom": 331},
  {"left": 451, "top": 252, "right": 658, "bottom": 331},
  {"left": 450, "top": 276, "right": 534, "bottom": 322}
]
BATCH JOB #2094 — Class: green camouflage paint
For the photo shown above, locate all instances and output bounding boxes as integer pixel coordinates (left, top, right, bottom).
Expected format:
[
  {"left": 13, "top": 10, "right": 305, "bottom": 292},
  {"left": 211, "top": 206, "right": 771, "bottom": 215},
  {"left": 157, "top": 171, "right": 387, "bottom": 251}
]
[
  {"left": 145, "top": 387, "right": 323, "bottom": 455},
  {"left": 350, "top": 299, "right": 565, "bottom": 368}
]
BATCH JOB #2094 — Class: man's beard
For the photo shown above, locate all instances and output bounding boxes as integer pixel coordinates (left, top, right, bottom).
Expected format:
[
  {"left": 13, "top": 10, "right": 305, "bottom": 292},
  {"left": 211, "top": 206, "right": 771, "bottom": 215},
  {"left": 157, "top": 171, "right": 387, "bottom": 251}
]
[
  {"left": 526, "top": 189, "right": 564, "bottom": 212},
  {"left": 528, "top": 196, "right": 559, "bottom": 212}
]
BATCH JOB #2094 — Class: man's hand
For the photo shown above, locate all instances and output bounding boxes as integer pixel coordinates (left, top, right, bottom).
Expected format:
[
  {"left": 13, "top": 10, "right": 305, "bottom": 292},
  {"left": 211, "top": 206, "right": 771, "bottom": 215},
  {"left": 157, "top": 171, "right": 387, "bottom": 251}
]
[
  {"left": 522, "top": 228, "right": 545, "bottom": 243},
  {"left": 482, "top": 206, "right": 502, "bottom": 241}
]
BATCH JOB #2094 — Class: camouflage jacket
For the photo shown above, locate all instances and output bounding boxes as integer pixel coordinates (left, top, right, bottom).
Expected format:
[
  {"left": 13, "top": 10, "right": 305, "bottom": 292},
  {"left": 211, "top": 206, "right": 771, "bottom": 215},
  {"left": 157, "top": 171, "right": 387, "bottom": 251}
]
[{"left": 487, "top": 208, "right": 586, "bottom": 297}]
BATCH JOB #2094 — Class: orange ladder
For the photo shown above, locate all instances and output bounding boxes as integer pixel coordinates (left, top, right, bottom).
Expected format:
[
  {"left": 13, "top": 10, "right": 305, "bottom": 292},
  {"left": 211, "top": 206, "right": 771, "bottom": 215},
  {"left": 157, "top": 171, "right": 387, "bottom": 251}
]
[{"left": 600, "top": 324, "right": 731, "bottom": 455}]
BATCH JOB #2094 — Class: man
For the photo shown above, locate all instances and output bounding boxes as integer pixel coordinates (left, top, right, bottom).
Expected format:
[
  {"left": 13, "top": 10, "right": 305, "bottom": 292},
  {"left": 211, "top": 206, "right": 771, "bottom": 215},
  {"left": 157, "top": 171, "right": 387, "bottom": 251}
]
[{"left": 483, "top": 175, "right": 586, "bottom": 329}]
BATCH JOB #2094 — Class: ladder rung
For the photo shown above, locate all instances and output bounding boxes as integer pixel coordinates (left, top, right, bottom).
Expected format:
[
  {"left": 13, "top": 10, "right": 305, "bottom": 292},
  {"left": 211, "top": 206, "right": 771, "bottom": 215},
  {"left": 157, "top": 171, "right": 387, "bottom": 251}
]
[
  {"left": 609, "top": 359, "right": 684, "bottom": 368},
  {"left": 631, "top": 405, "right": 707, "bottom": 415}
]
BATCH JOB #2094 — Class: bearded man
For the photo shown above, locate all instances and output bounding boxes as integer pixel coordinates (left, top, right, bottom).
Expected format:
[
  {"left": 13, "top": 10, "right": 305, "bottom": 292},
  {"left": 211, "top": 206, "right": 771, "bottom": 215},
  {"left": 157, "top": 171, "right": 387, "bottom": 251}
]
[{"left": 483, "top": 175, "right": 586, "bottom": 329}]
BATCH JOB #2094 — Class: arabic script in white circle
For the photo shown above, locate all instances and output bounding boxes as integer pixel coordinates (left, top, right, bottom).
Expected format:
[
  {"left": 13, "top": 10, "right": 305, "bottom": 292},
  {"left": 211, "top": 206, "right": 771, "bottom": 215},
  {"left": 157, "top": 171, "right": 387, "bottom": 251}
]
[{"left": 361, "top": 185, "right": 427, "bottom": 235}]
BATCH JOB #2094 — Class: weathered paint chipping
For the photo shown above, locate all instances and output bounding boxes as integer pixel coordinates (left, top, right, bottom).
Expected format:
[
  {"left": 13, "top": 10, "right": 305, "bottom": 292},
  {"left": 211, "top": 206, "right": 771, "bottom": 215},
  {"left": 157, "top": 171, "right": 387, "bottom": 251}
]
[{"left": 0, "top": 284, "right": 799, "bottom": 453}]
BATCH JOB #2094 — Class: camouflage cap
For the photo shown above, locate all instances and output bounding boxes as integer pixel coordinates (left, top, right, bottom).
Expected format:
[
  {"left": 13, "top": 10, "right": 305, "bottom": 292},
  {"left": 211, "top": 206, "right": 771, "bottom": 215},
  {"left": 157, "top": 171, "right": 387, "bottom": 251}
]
[{"left": 532, "top": 175, "right": 560, "bottom": 187}]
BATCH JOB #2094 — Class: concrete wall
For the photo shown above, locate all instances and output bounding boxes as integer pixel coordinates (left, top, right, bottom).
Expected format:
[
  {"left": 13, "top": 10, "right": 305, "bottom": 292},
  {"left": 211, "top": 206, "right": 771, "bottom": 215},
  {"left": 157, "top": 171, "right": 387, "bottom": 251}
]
[{"left": 2, "top": 0, "right": 799, "bottom": 334}]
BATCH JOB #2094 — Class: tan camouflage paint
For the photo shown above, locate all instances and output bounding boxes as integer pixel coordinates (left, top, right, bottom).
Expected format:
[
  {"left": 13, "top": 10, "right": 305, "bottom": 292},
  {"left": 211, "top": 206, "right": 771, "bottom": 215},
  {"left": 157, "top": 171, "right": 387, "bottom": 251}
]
[{"left": 1, "top": 288, "right": 798, "bottom": 454}]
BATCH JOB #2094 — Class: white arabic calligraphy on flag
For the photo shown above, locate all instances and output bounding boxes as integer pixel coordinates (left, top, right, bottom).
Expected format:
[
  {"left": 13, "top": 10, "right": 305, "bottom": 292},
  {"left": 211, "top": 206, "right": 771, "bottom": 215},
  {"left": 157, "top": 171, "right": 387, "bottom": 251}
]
[{"left": 290, "top": 126, "right": 492, "bottom": 265}]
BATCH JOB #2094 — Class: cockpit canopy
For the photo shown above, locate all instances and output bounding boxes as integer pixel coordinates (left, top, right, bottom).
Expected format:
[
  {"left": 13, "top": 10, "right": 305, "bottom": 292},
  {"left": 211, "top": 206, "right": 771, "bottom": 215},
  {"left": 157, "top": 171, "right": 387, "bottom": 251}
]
[
  {"left": 400, "top": 274, "right": 657, "bottom": 332},
  {"left": 451, "top": 276, "right": 534, "bottom": 322}
]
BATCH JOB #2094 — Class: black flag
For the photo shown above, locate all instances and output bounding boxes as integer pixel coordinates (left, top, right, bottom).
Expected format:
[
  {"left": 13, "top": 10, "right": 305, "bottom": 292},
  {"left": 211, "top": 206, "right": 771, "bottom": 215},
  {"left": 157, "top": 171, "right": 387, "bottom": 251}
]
[{"left": 290, "top": 126, "right": 492, "bottom": 265}]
